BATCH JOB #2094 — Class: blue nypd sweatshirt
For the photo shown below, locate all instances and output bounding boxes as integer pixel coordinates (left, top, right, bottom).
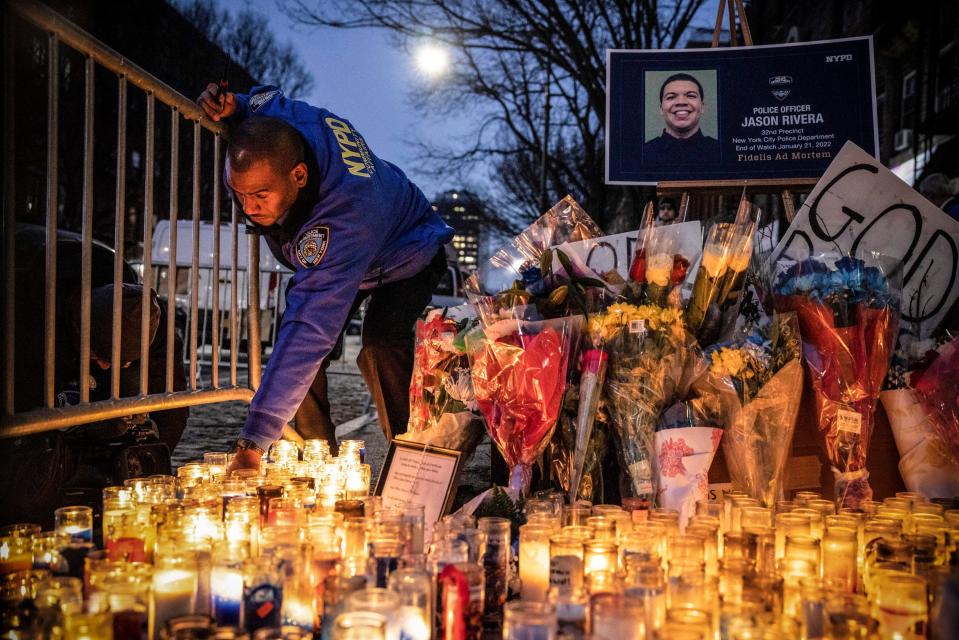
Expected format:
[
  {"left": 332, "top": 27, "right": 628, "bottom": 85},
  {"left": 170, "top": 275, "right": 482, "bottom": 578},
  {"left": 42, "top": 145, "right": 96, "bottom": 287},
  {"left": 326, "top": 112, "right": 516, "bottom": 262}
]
[{"left": 232, "top": 86, "right": 454, "bottom": 451}]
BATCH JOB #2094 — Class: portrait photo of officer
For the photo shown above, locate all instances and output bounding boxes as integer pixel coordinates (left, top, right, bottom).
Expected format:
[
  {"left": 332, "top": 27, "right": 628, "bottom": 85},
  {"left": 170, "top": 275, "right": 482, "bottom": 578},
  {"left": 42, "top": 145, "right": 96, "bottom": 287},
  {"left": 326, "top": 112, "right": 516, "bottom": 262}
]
[{"left": 643, "top": 71, "right": 720, "bottom": 165}]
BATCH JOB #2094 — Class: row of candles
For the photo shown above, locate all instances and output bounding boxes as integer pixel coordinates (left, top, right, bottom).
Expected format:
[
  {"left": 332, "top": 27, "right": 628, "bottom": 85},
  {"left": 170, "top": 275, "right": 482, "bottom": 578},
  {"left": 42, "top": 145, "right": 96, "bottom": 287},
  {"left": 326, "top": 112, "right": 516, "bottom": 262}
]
[{"left": 1, "top": 437, "right": 957, "bottom": 639}]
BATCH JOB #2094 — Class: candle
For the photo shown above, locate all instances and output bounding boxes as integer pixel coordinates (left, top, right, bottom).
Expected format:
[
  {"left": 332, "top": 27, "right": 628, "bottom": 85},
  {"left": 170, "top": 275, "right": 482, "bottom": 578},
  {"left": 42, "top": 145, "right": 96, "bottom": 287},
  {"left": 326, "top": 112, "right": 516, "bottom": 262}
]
[
  {"left": 583, "top": 541, "right": 618, "bottom": 577},
  {"left": 283, "top": 592, "right": 316, "bottom": 631},
  {"left": 244, "top": 556, "right": 283, "bottom": 632},
  {"left": 549, "top": 534, "right": 584, "bottom": 594},
  {"left": 211, "top": 566, "right": 243, "bottom": 627},
  {"left": 397, "top": 605, "right": 430, "bottom": 640},
  {"left": 0, "top": 536, "right": 33, "bottom": 574},
  {"left": 55, "top": 506, "right": 94, "bottom": 543},
  {"left": 520, "top": 524, "right": 553, "bottom": 602},
  {"left": 153, "top": 563, "right": 197, "bottom": 638},
  {"left": 345, "top": 464, "right": 371, "bottom": 500}
]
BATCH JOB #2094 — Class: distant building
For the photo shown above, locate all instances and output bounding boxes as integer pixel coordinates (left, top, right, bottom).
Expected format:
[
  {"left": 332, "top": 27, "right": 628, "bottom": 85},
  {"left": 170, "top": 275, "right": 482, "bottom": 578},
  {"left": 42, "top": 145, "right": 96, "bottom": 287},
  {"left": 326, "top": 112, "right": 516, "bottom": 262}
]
[
  {"left": 432, "top": 190, "right": 483, "bottom": 270},
  {"left": 746, "top": 1, "right": 959, "bottom": 185}
]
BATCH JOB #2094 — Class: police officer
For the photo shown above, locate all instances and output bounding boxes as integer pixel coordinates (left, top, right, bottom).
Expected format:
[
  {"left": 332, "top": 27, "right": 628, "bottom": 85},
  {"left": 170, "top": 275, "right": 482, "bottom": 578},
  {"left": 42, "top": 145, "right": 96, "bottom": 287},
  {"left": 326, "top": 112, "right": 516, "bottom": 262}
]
[
  {"left": 643, "top": 72, "right": 720, "bottom": 165},
  {"left": 197, "top": 84, "right": 453, "bottom": 471}
]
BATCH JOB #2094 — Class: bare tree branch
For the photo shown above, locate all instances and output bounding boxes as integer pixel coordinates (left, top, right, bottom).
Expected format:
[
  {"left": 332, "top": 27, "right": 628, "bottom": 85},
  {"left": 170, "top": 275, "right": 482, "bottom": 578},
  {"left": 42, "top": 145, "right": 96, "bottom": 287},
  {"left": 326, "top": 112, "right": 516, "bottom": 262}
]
[{"left": 278, "top": 0, "right": 705, "bottom": 230}]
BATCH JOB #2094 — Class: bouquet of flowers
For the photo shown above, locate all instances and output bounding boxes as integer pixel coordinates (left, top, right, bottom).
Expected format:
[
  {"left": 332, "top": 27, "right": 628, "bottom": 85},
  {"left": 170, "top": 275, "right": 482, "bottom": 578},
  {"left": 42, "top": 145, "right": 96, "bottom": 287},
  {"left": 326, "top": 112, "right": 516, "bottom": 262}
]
[
  {"left": 549, "top": 346, "right": 611, "bottom": 503},
  {"left": 879, "top": 328, "right": 959, "bottom": 498},
  {"left": 707, "top": 313, "right": 803, "bottom": 507},
  {"left": 467, "top": 314, "right": 584, "bottom": 495},
  {"left": 653, "top": 382, "right": 729, "bottom": 528},
  {"left": 772, "top": 254, "right": 900, "bottom": 508},
  {"left": 400, "top": 307, "right": 485, "bottom": 455},
  {"left": 908, "top": 336, "right": 959, "bottom": 488},
  {"left": 588, "top": 302, "right": 696, "bottom": 499},
  {"left": 466, "top": 196, "right": 606, "bottom": 496},
  {"left": 686, "top": 216, "right": 756, "bottom": 347},
  {"left": 622, "top": 203, "right": 695, "bottom": 308}
]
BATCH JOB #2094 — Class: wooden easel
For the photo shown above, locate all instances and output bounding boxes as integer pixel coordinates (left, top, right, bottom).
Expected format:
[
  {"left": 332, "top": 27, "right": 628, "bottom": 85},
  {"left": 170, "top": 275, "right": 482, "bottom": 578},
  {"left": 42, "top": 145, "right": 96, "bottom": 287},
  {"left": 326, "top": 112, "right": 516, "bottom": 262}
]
[{"left": 656, "top": 0, "right": 818, "bottom": 224}]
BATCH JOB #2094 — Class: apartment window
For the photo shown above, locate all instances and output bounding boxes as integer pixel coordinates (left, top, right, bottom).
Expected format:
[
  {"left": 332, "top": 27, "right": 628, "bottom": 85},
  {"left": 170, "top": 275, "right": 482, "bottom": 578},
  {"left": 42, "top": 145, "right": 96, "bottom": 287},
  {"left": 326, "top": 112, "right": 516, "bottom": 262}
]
[
  {"left": 936, "top": 43, "right": 958, "bottom": 112},
  {"left": 900, "top": 70, "right": 917, "bottom": 129}
]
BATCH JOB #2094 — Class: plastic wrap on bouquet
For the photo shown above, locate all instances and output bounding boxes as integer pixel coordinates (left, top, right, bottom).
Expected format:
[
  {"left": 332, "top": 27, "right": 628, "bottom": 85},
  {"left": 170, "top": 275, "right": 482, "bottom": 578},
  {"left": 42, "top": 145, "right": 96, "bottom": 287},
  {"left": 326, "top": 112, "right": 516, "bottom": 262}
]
[
  {"left": 403, "top": 308, "right": 485, "bottom": 455},
  {"left": 466, "top": 195, "right": 603, "bottom": 327},
  {"left": 722, "top": 359, "right": 803, "bottom": 507},
  {"left": 591, "top": 303, "right": 693, "bottom": 499},
  {"left": 710, "top": 314, "right": 803, "bottom": 508},
  {"left": 880, "top": 388, "right": 959, "bottom": 498},
  {"left": 911, "top": 336, "right": 959, "bottom": 466},
  {"left": 686, "top": 204, "right": 758, "bottom": 346},
  {"left": 467, "top": 315, "right": 584, "bottom": 496},
  {"left": 772, "top": 255, "right": 900, "bottom": 509}
]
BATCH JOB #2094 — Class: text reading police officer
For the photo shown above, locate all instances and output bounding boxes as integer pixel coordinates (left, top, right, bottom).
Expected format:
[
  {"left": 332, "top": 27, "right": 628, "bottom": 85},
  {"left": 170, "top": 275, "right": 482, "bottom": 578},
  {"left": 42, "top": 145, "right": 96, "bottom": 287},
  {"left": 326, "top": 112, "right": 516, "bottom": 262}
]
[
  {"left": 643, "top": 72, "right": 720, "bottom": 165},
  {"left": 197, "top": 84, "right": 453, "bottom": 471}
]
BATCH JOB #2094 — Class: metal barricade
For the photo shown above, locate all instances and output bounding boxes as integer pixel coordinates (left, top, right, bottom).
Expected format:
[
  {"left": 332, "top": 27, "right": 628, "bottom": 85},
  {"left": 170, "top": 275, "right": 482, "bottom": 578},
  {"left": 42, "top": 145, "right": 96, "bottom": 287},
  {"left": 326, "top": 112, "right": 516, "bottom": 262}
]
[{"left": 1, "top": 2, "right": 264, "bottom": 438}]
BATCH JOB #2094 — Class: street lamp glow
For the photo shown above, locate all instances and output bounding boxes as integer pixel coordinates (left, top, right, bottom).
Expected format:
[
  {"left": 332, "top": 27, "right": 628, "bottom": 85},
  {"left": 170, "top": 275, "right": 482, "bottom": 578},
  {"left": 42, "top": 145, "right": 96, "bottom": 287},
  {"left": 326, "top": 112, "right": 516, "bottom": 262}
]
[{"left": 415, "top": 44, "right": 450, "bottom": 77}]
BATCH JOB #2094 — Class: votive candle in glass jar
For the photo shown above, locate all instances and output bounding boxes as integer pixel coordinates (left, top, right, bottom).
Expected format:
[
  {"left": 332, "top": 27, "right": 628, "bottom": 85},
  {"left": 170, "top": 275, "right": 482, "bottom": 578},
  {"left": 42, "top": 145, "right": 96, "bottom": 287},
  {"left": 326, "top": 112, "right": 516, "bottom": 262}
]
[
  {"left": 550, "top": 587, "right": 587, "bottom": 639},
  {"left": 153, "top": 551, "right": 197, "bottom": 636},
  {"left": 584, "top": 541, "right": 618, "bottom": 577},
  {"left": 347, "top": 588, "right": 400, "bottom": 637},
  {"left": 590, "top": 593, "right": 645, "bottom": 640},
  {"left": 824, "top": 592, "right": 878, "bottom": 639},
  {"left": 389, "top": 568, "right": 432, "bottom": 640},
  {"left": 503, "top": 601, "right": 556, "bottom": 639},
  {"left": 55, "top": 506, "right": 93, "bottom": 544},
  {"left": 438, "top": 562, "right": 484, "bottom": 640},
  {"left": 332, "top": 611, "right": 386, "bottom": 640},
  {"left": 477, "top": 516, "right": 510, "bottom": 621},
  {"left": 549, "top": 534, "right": 584, "bottom": 594},
  {"left": 784, "top": 535, "right": 821, "bottom": 576},
  {"left": 775, "top": 513, "right": 811, "bottom": 562},
  {"left": 520, "top": 524, "right": 553, "bottom": 602},
  {"left": 873, "top": 572, "right": 927, "bottom": 638},
  {"left": 210, "top": 545, "right": 245, "bottom": 628},
  {"left": 822, "top": 527, "right": 858, "bottom": 592}
]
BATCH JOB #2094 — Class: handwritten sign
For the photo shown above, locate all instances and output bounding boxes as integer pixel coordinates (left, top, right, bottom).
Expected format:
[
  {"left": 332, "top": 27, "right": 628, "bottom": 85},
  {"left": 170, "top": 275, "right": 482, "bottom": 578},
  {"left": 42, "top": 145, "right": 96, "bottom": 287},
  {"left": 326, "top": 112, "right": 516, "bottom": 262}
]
[
  {"left": 375, "top": 441, "right": 462, "bottom": 542},
  {"left": 772, "top": 141, "right": 959, "bottom": 334},
  {"left": 555, "top": 220, "right": 703, "bottom": 281}
]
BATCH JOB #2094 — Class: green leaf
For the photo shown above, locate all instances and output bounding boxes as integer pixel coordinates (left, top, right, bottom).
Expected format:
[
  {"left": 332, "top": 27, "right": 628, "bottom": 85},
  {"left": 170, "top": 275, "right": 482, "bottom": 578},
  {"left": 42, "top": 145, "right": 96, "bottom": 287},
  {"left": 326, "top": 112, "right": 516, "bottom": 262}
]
[
  {"left": 556, "top": 249, "right": 574, "bottom": 275},
  {"left": 540, "top": 248, "right": 553, "bottom": 277},
  {"left": 578, "top": 277, "right": 609, "bottom": 289}
]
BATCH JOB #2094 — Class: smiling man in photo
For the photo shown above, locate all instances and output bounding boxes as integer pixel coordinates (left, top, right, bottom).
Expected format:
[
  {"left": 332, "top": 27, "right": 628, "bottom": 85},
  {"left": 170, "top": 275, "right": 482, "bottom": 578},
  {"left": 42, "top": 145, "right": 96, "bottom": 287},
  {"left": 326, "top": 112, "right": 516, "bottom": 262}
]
[{"left": 643, "top": 72, "right": 720, "bottom": 164}]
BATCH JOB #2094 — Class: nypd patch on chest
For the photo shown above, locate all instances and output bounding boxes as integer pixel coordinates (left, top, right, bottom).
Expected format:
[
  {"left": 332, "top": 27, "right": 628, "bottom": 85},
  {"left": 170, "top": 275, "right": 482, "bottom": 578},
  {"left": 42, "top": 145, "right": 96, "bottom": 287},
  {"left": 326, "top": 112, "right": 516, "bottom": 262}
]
[{"left": 295, "top": 226, "right": 330, "bottom": 268}]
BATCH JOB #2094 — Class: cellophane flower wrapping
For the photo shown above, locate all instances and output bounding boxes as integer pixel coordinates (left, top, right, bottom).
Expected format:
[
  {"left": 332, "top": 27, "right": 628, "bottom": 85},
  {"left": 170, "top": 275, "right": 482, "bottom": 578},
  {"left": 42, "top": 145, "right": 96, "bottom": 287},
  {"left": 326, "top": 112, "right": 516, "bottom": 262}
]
[
  {"left": 466, "top": 195, "right": 604, "bottom": 327},
  {"left": 465, "top": 196, "right": 608, "bottom": 497},
  {"left": 466, "top": 314, "right": 584, "bottom": 496},
  {"left": 622, "top": 222, "right": 697, "bottom": 310},
  {"left": 880, "top": 329, "right": 959, "bottom": 498},
  {"left": 589, "top": 303, "right": 698, "bottom": 500},
  {"left": 400, "top": 306, "right": 485, "bottom": 455},
  {"left": 550, "top": 346, "right": 610, "bottom": 503},
  {"left": 686, "top": 219, "right": 756, "bottom": 346},
  {"left": 707, "top": 313, "right": 803, "bottom": 508},
  {"left": 772, "top": 254, "right": 900, "bottom": 509},
  {"left": 909, "top": 336, "right": 959, "bottom": 482}
]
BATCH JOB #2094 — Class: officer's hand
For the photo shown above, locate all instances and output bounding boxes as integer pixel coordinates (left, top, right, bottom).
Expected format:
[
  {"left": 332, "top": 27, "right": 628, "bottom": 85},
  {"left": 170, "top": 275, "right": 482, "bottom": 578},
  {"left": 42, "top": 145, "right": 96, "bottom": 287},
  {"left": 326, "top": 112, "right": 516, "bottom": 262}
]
[
  {"left": 197, "top": 83, "right": 236, "bottom": 122},
  {"left": 228, "top": 447, "right": 262, "bottom": 473}
]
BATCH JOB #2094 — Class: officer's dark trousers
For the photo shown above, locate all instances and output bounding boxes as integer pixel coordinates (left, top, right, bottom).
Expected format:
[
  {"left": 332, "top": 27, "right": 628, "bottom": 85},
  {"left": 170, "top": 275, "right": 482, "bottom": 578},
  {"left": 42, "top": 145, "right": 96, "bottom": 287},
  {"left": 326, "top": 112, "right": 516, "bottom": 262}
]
[{"left": 293, "top": 248, "right": 447, "bottom": 452}]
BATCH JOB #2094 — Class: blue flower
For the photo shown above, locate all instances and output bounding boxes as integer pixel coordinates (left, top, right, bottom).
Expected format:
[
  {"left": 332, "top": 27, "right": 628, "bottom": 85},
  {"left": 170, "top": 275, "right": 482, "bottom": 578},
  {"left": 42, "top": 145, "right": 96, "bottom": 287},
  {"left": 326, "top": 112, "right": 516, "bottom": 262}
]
[{"left": 519, "top": 261, "right": 546, "bottom": 296}]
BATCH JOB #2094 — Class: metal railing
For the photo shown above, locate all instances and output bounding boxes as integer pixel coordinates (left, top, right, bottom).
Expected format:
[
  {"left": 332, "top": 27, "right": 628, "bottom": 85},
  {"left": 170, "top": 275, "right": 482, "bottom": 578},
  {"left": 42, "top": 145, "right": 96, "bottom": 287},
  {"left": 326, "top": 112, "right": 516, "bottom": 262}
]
[{"left": 1, "top": 1, "right": 265, "bottom": 438}]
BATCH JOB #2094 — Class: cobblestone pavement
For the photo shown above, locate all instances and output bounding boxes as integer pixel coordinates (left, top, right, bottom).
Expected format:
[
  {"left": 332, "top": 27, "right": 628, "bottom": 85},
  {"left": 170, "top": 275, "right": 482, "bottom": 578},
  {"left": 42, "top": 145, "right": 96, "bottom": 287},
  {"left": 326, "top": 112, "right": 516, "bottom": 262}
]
[{"left": 174, "top": 336, "right": 491, "bottom": 507}]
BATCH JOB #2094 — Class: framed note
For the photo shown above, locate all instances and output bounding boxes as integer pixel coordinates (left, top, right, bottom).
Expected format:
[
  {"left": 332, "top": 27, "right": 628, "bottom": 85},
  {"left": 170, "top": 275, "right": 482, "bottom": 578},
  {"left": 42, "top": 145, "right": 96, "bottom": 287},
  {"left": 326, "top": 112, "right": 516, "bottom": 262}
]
[{"left": 374, "top": 440, "right": 463, "bottom": 538}]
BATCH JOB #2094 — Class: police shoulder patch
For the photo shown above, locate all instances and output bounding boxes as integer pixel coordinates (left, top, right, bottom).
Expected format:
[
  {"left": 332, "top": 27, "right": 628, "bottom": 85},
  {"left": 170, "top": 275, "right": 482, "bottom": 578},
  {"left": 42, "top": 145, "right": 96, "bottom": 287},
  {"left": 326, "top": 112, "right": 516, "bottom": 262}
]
[
  {"left": 295, "top": 226, "right": 330, "bottom": 268},
  {"left": 249, "top": 89, "right": 281, "bottom": 112}
]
